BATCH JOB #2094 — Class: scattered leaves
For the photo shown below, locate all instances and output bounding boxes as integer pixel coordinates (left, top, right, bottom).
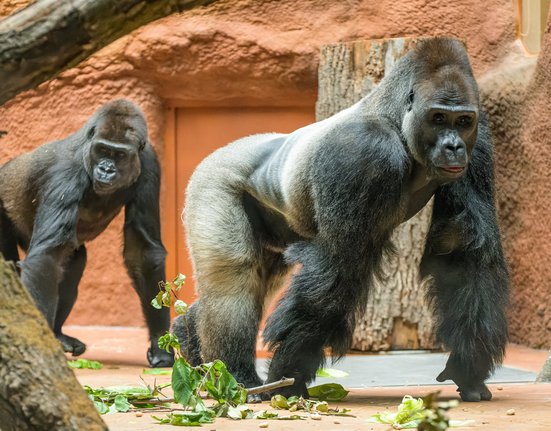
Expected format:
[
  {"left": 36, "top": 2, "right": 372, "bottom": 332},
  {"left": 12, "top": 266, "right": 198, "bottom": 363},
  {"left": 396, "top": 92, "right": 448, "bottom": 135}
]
[
  {"left": 67, "top": 358, "right": 103, "bottom": 369},
  {"left": 153, "top": 410, "right": 215, "bottom": 426},
  {"left": 368, "top": 393, "right": 474, "bottom": 430},
  {"left": 143, "top": 368, "right": 172, "bottom": 376},
  {"left": 85, "top": 384, "right": 164, "bottom": 415},
  {"left": 267, "top": 394, "right": 353, "bottom": 418}
]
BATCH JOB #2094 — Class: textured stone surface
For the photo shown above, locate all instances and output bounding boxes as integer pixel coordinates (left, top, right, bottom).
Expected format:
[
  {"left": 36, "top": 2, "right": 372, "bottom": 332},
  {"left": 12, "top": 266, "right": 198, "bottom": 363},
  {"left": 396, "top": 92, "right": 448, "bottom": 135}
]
[
  {"left": 5, "top": 0, "right": 547, "bottom": 345},
  {"left": 488, "top": 16, "right": 551, "bottom": 348}
]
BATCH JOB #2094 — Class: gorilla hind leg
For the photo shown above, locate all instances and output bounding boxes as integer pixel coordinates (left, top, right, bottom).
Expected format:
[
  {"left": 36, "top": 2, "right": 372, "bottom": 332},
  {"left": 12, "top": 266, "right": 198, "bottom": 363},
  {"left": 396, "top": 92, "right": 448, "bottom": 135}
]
[
  {"left": 194, "top": 252, "right": 288, "bottom": 402},
  {"left": 172, "top": 301, "right": 202, "bottom": 366},
  {"left": 54, "top": 246, "right": 87, "bottom": 356}
]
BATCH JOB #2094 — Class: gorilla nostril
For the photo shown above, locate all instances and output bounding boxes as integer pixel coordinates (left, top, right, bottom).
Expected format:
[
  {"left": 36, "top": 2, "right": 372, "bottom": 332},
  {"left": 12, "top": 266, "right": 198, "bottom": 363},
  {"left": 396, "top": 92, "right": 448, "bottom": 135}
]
[{"left": 445, "top": 142, "right": 465, "bottom": 154}]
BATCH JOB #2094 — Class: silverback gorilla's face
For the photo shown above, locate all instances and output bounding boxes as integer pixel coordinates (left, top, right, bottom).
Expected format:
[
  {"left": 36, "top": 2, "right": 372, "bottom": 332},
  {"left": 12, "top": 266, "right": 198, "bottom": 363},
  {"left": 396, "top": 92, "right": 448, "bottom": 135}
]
[
  {"left": 87, "top": 114, "right": 146, "bottom": 195},
  {"left": 403, "top": 67, "right": 479, "bottom": 183}
]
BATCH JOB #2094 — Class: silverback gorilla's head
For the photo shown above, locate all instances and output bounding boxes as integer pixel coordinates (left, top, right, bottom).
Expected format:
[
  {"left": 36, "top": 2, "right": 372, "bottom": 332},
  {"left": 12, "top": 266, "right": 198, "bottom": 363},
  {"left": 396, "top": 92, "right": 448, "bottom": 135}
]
[
  {"left": 83, "top": 100, "right": 147, "bottom": 195},
  {"left": 401, "top": 39, "right": 480, "bottom": 183}
]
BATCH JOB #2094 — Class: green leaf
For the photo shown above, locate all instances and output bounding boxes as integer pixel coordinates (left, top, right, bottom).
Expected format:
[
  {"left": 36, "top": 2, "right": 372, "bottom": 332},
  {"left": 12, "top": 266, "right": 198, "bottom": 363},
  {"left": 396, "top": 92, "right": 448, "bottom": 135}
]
[
  {"left": 307, "top": 383, "right": 349, "bottom": 401},
  {"left": 151, "top": 291, "right": 163, "bottom": 309},
  {"left": 158, "top": 332, "right": 180, "bottom": 352},
  {"left": 207, "top": 360, "right": 244, "bottom": 404},
  {"left": 314, "top": 401, "right": 329, "bottom": 412},
  {"left": 172, "top": 358, "right": 203, "bottom": 407},
  {"left": 227, "top": 405, "right": 252, "bottom": 420},
  {"left": 254, "top": 410, "right": 280, "bottom": 419},
  {"left": 270, "top": 394, "right": 290, "bottom": 409},
  {"left": 161, "top": 291, "right": 172, "bottom": 307},
  {"left": 174, "top": 300, "right": 188, "bottom": 315},
  {"left": 67, "top": 358, "right": 103, "bottom": 369},
  {"left": 154, "top": 410, "right": 214, "bottom": 426},
  {"left": 114, "top": 394, "right": 131, "bottom": 412},
  {"left": 368, "top": 394, "right": 459, "bottom": 429},
  {"left": 395, "top": 395, "right": 425, "bottom": 424},
  {"left": 173, "top": 273, "right": 186, "bottom": 288},
  {"left": 287, "top": 395, "right": 299, "bottom": 404},
  {"left": 93, "top": 400, "right": 109, "bottom": 415},
  {"left": 84, "top": 385, "right": 154, "bottom": 400},
  {"left": 316, "top": 367, "right": 349, "bottom": 378},
  {"left": 143, "top": 368, "right": 172, "bottom": 375}
]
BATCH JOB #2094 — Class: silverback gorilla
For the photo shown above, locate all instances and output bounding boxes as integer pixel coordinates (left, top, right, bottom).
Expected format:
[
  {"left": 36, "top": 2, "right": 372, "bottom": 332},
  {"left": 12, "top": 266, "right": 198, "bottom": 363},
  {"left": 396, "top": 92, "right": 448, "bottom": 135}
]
[
  {"left": 0, "top": 100, "right": 173, "bottom": 367},
  {"left": 172, "top": 38, "right": 509, "bottom": 402}
]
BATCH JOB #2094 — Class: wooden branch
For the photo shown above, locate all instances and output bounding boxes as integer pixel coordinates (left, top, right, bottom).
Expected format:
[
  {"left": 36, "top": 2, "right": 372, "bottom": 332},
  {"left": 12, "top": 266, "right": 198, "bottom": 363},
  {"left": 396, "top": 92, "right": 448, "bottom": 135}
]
[
  {"left": 247, "top": 377, "right": 295, "bottom": 395},
  {"left": 0, "top": 256, "right": 107, "bottom": 430},
  {"left": 0, "top": 0, "right": 218, "bottom": 105}
]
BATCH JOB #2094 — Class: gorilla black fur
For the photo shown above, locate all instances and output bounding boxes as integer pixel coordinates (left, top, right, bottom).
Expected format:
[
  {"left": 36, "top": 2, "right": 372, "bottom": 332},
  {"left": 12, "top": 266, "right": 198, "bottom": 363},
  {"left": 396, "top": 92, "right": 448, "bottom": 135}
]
[
  {"left": 172, "top": 38, "right": 509, "bottom": 402},
  {"left": 0, "top": 100, "right": 173, "bottom": 367}
]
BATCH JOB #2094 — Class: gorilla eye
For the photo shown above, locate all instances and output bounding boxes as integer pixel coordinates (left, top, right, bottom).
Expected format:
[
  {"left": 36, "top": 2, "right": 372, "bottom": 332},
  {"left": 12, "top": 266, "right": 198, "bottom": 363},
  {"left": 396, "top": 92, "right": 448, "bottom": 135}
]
[
  {"left": 433, "top": 113, "right": 446, "bottom": 124},
  {"left": 457, "top": 115, "right": 473, "bottom": 127},
  {"left": 116, "top": 151, "right": 127, "bottom": 160}
]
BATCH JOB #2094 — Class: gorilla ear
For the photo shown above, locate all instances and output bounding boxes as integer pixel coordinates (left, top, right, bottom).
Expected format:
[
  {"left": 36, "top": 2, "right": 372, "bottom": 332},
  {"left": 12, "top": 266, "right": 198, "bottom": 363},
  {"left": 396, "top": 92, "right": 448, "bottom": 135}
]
[
  {"left": 87, "top": 126, "right": 96, "bottom": 140},
  {"left": 407, "top": 90, "right": 415, "bottom": 111},
  {"left": 139, "top": 140, "right": 146, "bottom": 151}
]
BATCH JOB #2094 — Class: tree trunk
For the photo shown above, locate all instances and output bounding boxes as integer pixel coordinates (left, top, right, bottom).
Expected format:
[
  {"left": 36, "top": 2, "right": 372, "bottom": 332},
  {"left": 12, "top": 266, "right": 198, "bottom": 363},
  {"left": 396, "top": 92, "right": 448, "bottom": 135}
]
[
  {"left": 536, "top": 352, "right": 551, "bottom": 382},
  {"left": 316, "top": 38, "right": 437, "bottom": 351},
  {"left": 0, "top": 256, "right": 107, "bottom": 431},
  {"left": 0, "top": 0, "right": 218, "bottom": 106}
]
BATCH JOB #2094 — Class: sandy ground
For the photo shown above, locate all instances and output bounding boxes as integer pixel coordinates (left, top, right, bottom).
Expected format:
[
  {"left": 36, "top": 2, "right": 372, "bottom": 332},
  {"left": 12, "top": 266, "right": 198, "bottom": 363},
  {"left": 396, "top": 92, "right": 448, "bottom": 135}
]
[{"left": 66, "top": 326, "right": 551, "bottom": 431}]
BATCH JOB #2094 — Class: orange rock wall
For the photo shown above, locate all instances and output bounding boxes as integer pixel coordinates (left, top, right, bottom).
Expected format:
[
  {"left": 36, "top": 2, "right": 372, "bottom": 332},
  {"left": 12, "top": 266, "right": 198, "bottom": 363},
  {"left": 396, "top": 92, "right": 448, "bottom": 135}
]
[
  {"left": 484, "top": 14, "right": 551, "bottom": 349},
  {"left": 2, "top": 0, "right": 548, "bottom": 348}
]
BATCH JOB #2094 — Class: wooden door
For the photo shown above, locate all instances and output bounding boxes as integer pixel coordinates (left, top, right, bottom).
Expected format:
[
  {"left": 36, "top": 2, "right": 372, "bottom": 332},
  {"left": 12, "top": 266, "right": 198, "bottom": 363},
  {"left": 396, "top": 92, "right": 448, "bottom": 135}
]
[{"left": 162, "top": 106, "right": 314, "bottom": 305}]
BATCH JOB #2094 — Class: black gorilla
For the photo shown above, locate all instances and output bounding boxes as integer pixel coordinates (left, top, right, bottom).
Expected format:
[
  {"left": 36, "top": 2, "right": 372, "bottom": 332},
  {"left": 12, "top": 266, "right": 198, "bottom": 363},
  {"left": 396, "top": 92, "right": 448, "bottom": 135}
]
[
  {"left": 173, "top": 38, "right": 509, "bottom": 401},
  {"left": 0, "top": 100, "right": 173, "bottom": 367}
]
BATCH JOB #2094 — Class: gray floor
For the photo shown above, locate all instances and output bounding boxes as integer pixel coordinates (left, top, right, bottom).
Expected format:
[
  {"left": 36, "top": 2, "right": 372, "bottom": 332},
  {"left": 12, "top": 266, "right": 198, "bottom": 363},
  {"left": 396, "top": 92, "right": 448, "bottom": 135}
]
[{"left": 256, "top": 352, "right": 537, "bottom": 388}]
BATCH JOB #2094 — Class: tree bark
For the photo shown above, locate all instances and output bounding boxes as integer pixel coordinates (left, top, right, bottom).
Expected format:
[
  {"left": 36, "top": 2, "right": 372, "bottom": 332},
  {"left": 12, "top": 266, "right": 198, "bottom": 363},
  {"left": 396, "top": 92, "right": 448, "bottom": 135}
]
[
  {"left": 0, "top": 0, "right": 218, "bottom": 106},
  {"left": 0, "top": 256, "right": 107, "bottom": 431},
  {"left": 536, "top": 352, "right": 551, "bottom": 382},
  {"left": 316, "top": 38, "right": 437, "bottom": 351}
]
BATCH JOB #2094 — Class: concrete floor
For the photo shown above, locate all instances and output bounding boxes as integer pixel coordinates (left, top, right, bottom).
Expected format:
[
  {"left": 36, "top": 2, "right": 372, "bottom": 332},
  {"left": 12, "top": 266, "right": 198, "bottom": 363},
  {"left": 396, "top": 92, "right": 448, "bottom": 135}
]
[{"left": 66, "top": 326, "right": 551, "bottom": 431}]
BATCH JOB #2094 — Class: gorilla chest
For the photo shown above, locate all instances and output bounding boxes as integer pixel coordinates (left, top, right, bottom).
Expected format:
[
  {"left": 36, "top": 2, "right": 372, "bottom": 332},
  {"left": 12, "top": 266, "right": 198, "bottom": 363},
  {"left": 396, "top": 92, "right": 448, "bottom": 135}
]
[
  {"left": 76, "top": 203, "right": 123, "bottom": 243},
  {"left": 401, "top": 168, "right": 439, "bottom": 222}
]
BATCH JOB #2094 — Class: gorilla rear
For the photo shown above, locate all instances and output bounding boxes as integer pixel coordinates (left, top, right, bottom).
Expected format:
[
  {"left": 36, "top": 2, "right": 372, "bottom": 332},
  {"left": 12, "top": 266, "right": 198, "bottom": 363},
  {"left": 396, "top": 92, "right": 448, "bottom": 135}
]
[
  {"left": 173, "top": 38, "right": 509, "bottom": 402},
  {"left": 0, "top": 100, "right": 172, "bottom": 367}
]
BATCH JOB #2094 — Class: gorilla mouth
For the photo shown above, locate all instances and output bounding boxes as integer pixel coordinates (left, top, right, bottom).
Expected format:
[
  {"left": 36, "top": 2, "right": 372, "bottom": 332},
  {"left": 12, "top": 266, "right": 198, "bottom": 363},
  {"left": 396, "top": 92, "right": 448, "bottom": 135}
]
[{"left": 439, "top": 166, "right": 465, "bottom": 174}]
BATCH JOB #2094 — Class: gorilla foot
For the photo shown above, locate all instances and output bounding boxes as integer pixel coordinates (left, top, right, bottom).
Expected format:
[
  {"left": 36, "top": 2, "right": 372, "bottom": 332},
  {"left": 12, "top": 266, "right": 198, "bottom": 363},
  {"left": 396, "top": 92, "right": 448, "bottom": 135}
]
[
  {"left": 57, "top": 333, "right": 86, "bottom": 356},
  {"left": 436, "top": 367, "right": 492, "bottom": 402},
  {"left": 147, "top": 346, "right": 174, "bottom": 368},
  {"left": 456, "top": 383, "right": 492, "bottom": 402}
]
